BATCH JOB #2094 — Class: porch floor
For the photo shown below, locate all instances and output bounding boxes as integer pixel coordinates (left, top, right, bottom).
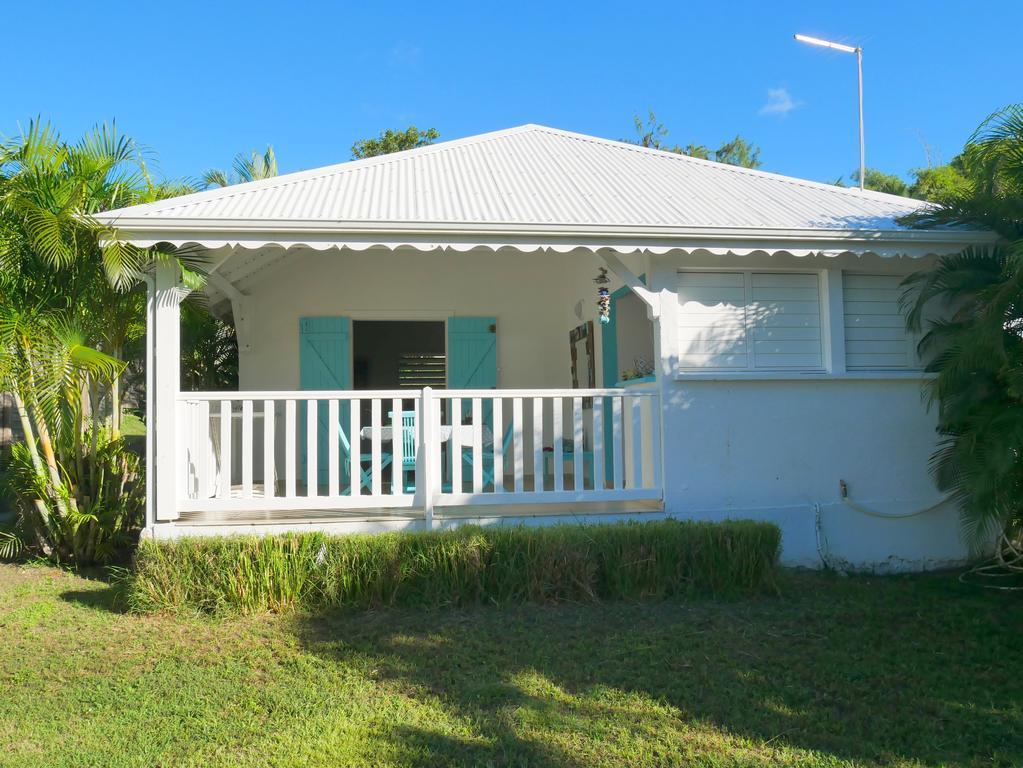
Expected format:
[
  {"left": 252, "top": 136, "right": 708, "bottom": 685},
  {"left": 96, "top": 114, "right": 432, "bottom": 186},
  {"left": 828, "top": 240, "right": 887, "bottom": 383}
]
[{"left": 176, "top": 499, "right": 664, "bottom": 526}]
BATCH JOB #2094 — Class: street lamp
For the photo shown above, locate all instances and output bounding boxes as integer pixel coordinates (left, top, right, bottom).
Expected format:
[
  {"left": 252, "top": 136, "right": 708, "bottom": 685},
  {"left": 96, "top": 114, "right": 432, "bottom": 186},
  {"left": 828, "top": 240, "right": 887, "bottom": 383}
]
[{"left": 794, "top": 33, "right": 865, "bottom": 191}]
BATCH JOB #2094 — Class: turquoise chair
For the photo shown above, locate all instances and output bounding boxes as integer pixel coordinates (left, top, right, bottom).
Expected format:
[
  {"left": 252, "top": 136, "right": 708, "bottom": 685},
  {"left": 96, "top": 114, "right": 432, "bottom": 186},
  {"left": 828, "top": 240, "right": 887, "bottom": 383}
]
[
  {"left": 392, "top": 410, "right": 418, "bottom": 493},
  {"left": 460, "top": 423, "right": 514, "bottom": 491},
  {"left": 544, "top": 438, "right": 595, "bottom": 489},
  {"left": 336, "top": 419, "right": 379, "bottom": 493},
  {"left": 337, "top": 408, "right": 423, "bottom": 494}
]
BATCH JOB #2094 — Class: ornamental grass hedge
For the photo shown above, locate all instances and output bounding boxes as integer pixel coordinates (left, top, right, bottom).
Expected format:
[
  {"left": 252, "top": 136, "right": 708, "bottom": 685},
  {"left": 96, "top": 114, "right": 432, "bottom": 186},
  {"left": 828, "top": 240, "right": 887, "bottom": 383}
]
[{"left": 129, "top": 519, "right": 781, "bottom": 615}]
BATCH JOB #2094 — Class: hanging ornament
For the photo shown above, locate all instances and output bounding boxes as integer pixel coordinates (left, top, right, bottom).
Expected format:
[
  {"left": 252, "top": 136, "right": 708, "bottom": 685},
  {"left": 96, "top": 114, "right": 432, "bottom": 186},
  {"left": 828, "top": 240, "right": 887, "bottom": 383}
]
[{"left": 594, "top": 267, "right": 611, "bottom": 325}]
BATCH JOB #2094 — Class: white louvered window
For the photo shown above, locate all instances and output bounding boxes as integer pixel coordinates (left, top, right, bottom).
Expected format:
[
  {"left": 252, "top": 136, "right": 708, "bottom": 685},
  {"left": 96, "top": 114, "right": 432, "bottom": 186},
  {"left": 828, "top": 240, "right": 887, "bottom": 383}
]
[
  {"left": 677, "top": 271, "right": 824, "bottom": 371},
  {"left": 843, "top": 274, "right": 917, "bottom": 370}
]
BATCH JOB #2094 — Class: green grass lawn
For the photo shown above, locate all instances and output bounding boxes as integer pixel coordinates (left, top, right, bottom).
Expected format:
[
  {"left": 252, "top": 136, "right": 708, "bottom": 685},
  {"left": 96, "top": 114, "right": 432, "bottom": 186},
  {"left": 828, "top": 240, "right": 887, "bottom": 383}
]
[{"left": 0, "top": 563, "right": 1020, "bottom": 767}]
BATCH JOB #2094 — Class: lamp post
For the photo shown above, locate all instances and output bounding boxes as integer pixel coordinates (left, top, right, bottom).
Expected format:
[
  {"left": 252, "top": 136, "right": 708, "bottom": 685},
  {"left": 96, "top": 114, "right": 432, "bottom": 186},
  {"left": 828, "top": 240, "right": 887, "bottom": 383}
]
[{"left": 794, "top": 33, "right": 865, "bottom": 191}]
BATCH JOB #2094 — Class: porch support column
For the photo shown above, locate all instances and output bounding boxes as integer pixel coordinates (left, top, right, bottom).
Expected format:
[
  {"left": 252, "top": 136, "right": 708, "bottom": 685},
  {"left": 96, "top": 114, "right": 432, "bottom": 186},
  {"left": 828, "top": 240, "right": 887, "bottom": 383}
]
[
  {"left": 647, "top": 253, "right": 681, "bottom": 512},
  {"left": 152, "top": 260, "right": 186, "bottom": 523},
  {"left": 602, "top": 248, "right": 672, "bottom": 505}
]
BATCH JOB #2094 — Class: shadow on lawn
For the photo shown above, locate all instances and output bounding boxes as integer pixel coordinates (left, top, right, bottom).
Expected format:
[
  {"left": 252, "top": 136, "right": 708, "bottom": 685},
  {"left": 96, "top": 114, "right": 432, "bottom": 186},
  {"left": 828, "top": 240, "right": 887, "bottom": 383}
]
[
  {"left": 294, "top": 573, "right": 1023, "bottom": 767},
  {"left": 58, "top": 566, "right": 130, "bottom": 614}
]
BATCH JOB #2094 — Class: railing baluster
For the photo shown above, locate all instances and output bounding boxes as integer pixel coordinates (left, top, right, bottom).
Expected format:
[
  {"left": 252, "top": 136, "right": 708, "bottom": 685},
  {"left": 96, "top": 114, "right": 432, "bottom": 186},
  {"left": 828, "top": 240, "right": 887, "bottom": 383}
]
[
  {"left": 218, "top": 399, "right": 231, "bottom": 499},
  {"left": 285, "top": 399, "right": 296, "bottom": 497},
  {"left": 573, "top": 396, "right": 584, "bottom": 491},
  {"left": 552, "top": 396, "right": 564, "bottom": 492},
  {"left": 306, "top": 399, "right": 318, "bottom": 497},
  {"left": 198, "top": 401, "right": 210, "bottom": 498},
  {"left": 471, "top": 397, "right": 483, "bottom": 494},
  {"left": 349, "top": 399, "right": 361, "bottom": 495},
  {"left": 328, "top": 399, "right": 339, "bottom": 497},
  {"left": 512, "top": 397, "right": 524, "bottom": 493},
  {"left": 592, "top": 396, "right": 604, "bottom": 491},
  {"left": 391, "top": 397, "right": 403, "bottom": 495},
  {"left": 263, "top": 400, "right": 275, "bottom": 498},
  {"left": 371, "top": 398, "right": 382, "bottom": 496},
  {"left": 612, "top": 396, "right": 624, "bottom": 490},
  {"left": 242, "top": 399, "right": 253, "bottom": 497},
  {"left": 492, "top": 397, "right": 504, "bottom": 493},
  {"left": 420, "top": 388, "right": 435, "bottom": 522},
  {"left": 532, "top": 397, "right": 544, "bottom": 493},
  {"left": 631, "top": 396, "right": 643, "bottom": 488},
  {"left": 451, "top": 396, "right": 462, "bottom": 494},
  {"left": 650, "top": 394, "right": 662, "bottom": 491}
]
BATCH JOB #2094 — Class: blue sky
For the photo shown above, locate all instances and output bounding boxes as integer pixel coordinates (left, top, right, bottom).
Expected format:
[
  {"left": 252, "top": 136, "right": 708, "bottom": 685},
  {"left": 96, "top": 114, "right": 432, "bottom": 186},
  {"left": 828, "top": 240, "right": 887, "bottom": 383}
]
[{"left": 5, "top": 1, "right": 1019, "bottom": 186}]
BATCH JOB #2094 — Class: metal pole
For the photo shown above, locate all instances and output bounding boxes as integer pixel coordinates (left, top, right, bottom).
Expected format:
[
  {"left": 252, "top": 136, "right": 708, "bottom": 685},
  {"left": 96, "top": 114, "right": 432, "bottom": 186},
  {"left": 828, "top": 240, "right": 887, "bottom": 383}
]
[{"left": 857, "top": 47, "right": 865, "bottom": 191}]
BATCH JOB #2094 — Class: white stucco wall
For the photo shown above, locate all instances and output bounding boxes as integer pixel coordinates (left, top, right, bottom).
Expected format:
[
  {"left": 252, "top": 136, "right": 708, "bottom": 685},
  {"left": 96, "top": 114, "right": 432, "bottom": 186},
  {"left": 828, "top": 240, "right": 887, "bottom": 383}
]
[
  {"left": 236, "top": 246, "right": 638, "bottom": 391},
  {"left": 649, "top": 249, "right": 967, "bottom": 571}
]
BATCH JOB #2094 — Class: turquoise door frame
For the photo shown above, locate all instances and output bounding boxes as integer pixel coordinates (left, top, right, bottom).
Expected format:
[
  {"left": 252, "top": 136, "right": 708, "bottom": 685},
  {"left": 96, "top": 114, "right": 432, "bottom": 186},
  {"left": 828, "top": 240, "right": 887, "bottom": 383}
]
[{"left": 600, "top": 276, "right": 645, "bottom": 485}]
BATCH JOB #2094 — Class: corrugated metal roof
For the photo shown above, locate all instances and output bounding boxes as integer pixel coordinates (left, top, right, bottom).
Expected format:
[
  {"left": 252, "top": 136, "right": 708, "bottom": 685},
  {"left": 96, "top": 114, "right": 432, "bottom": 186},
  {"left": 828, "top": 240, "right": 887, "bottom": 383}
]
[{"left": 99, "top": 124, "right": 930, "bottom": 232}]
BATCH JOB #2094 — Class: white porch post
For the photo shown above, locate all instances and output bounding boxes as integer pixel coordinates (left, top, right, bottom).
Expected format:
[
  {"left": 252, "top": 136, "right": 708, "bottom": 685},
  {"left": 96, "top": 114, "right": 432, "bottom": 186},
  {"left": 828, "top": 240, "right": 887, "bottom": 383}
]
[
  {"left": 152, "top": 260, "right": 185, "bottom": 523},
  {"left": 418, "top": 386, "right": 436, "bottom": 526},
  {"left": 598, "top": 248, "right": 668, "bottom": 499}
]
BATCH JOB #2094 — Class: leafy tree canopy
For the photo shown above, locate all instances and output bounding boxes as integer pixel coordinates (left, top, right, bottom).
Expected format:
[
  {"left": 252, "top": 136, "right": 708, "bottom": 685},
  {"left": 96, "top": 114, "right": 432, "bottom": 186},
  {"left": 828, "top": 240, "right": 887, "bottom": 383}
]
[
  {"left": 908, "top": 152, "right": 975, "bottom": 203},
  {"left": 351, "top": 126, "right": 440, "bottom": 159},
  {"left": 847, "top": 168, "right": 911, "bottom": 197},
  {"left": 628, "top": 112, "right": 762, "bottom": 169}
]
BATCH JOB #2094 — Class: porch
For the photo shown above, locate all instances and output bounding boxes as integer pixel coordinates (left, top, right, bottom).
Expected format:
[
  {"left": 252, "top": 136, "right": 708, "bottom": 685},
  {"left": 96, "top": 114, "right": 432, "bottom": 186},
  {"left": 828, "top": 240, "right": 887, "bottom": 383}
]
[{"left": 175, "top": 385, "right": 663, "bottom": 525}]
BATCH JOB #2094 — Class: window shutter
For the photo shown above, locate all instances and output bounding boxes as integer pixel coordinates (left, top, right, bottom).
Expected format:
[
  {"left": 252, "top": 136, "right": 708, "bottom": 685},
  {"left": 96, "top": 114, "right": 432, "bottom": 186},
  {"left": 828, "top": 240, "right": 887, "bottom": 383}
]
[
  {"left": 677, "top": 272, "right": 748, "bottom": 369},
  {"left": 843, "top": 275, "right": 915, "bottom": 369},
  {"left": 747, "top": 273, "right": 822, "bottom": 369},
  {"left": 677, "top": 271, "right": 823, "bottom": 371}
]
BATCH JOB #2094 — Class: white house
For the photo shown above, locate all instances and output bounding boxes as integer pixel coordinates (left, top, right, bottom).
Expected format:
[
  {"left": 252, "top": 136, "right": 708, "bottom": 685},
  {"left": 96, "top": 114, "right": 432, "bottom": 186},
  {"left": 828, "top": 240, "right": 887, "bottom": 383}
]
[{"left": 96, "top": 125, "right": 992, "bottom": 570}]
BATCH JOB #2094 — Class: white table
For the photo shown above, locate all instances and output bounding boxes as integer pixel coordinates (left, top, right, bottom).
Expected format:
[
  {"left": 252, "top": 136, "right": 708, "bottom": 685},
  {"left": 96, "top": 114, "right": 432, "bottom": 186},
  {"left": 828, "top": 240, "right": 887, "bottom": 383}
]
[{"left": 359, "top": 424, "right": 494, "bottom": 446}]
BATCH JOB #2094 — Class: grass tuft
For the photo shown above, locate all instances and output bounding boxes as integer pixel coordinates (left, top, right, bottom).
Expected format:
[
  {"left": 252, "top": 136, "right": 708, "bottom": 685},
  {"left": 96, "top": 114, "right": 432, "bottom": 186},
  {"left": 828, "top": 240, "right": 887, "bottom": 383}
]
[{"left": 129, "top": 520, "right": 781, "bottom": 614}]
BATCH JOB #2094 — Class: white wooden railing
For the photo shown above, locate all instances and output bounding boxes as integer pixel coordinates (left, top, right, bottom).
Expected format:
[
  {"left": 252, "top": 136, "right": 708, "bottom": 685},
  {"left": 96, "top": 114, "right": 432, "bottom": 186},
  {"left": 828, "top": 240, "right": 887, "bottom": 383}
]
[{"left": 177, "top": 387, "right": 661, "bottom": 518}]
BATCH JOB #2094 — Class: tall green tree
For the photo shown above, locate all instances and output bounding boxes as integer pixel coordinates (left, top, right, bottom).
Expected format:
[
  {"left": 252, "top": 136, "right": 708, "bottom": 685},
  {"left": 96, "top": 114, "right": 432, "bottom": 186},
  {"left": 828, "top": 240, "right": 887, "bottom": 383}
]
[
  {"left": 909, "top": 157, "right": 973, "bottom": 202},
  {"left": 351, "top": 126, "right": 440, "bottom": 159},
  {"left": 628, "top": 112, "right": 762, "bottom": 168},
  {"left": 849, "top": 168, "right": 911, "bottom": 196},
  {"left": 901, "top": 105, "right": 1023, "bottom": 554}
]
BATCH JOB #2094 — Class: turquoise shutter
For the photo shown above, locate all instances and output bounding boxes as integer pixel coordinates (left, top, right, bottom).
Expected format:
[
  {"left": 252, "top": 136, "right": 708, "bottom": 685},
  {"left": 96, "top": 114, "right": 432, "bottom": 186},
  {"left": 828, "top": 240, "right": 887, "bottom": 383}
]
[
  {"left": 448, "top": 317, "right": 497, "bottom": 389},
  {"left": 448, "top": 317, "right": 497, "bottom": 424},
  {"left": 299, "top": 317, "right": 350, "bottom": 487}
]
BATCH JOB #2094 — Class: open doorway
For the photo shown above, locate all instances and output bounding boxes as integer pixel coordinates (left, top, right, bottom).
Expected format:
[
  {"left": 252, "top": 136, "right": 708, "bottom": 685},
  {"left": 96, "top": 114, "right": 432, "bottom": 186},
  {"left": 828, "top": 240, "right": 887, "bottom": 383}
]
[{"left": 352, "top": 320, "right": 446, "bottom": 390}]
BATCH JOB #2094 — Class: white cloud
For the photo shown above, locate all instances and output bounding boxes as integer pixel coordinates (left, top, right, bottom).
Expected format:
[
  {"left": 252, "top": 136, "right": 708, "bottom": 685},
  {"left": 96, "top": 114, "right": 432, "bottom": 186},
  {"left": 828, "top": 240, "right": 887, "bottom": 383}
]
[
  {"left": 389, "top": 42, "right": 423, "bottom": 68},
  {"left": 759, "top": 87, "right": 800, "bottom": 117}
]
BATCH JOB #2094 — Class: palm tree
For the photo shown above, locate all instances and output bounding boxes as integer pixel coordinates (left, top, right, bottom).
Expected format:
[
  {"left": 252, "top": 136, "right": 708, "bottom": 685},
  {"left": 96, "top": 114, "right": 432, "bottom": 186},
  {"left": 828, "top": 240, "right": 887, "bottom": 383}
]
[
  {"left": 0, "top": 120, "right": 191, "bottom": 561},
  {"left": 202, "top": 145, "right": 278, "bottom": 188},
  {"left": 902, "top": 105, "right": 1023, "bottom": 556}
]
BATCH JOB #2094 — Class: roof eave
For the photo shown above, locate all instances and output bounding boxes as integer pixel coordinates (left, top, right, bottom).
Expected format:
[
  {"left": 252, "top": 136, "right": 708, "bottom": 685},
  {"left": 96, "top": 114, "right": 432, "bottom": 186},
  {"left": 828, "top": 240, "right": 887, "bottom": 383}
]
[{"left": 95, "top": 216, "right": 993, "bottom": 241}]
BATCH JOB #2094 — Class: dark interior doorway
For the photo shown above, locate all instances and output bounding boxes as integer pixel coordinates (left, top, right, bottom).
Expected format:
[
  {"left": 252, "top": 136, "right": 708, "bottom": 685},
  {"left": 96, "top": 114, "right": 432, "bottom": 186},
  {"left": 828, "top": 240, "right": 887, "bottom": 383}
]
[{"left": 352, "top": 320, "right": 446, "bottom": 390}]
